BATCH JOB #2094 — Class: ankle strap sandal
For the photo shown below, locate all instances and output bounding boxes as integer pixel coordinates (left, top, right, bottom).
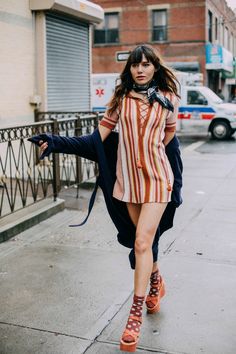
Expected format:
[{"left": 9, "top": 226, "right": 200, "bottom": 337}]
[{"left": 146, "top": 275, "right": 166, "bottom": 314}]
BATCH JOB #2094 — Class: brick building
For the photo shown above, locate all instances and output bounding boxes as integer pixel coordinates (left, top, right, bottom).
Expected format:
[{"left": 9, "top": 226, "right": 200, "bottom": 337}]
[{"left": 92, "top": 0, "right": 236, "bottom": 101}]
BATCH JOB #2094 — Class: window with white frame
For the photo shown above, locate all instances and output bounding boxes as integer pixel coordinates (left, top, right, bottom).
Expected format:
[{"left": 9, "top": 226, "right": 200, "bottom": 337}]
[
  {"left": 152, "top": 10, "right": 167, "bottom": 42},
  {"left": 94, "top": 12, "right": 119, "bottom": 44}
]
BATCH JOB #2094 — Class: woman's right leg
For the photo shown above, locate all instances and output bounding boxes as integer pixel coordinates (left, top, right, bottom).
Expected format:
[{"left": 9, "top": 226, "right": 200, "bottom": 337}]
[{"left": 126, "top": 203, "right": 164, "bottom": 312}]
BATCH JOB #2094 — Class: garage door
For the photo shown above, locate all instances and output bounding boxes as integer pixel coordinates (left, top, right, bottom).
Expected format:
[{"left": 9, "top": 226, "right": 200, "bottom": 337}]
[{"left": 46, "top": 12, "right": 90, "bottom": 111}]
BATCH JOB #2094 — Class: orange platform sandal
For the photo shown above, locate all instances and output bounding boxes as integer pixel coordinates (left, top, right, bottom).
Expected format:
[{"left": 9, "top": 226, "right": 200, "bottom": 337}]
[
  {"left": 145, "top": 270, "right": 166, "bottom": 314},
  {"left": 120, "top": 295, "right": 144, "bottom": 352}
]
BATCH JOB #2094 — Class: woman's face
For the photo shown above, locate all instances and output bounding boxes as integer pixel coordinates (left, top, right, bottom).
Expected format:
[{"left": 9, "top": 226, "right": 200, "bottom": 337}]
[{"left": 130, "top": 54, "right": 156, "bottom": 86}]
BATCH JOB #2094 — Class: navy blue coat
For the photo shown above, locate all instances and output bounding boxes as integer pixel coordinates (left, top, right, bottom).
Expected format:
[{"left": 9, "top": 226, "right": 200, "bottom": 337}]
[{"left": 28, "top": 129, "right": 183, "bottom": 269}]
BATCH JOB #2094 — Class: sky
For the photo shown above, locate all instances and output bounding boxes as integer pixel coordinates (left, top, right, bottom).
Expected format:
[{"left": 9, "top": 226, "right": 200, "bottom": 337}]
[{"left": 226, "top": 0, "right": 236, "bottom": 10}]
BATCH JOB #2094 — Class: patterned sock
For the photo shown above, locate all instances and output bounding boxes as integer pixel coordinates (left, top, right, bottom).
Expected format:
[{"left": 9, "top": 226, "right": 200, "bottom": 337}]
[
  {"left": 147, "top": 270, "right": 160, "bottom": 308},
  {"left": 123, "top": 294, "right": 145, "bottom": 343}
]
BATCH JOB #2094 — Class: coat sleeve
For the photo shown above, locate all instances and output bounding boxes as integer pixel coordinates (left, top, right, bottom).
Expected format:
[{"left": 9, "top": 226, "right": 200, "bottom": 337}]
[
  {"left": 28, "top": 133, "right": 98, "bottom": 162},
  {"left": 165, "top": 135, "right": 183, "bottom": 207}
]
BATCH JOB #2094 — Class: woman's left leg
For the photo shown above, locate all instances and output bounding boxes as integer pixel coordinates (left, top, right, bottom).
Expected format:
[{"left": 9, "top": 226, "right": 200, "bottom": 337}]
[
  {"left": 134, "top": 202, "right": 167, "bottom": 297},
  {"left": 120, "top": 202, "right": 167, "bottom": 352}
]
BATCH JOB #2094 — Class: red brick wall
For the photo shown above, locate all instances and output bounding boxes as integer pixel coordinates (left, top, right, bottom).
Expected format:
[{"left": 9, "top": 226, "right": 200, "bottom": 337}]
[
  {"left": 92, "top": 0, "right": 236, "bottom": 88},
  {"left": 92, "top": 0, "right": 207, "bottom": 74}
]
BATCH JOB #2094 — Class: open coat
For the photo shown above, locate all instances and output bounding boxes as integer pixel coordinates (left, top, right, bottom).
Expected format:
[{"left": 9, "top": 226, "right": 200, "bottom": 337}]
[{"left": 29, "top": 129, "right": 183, "bottom": 269}]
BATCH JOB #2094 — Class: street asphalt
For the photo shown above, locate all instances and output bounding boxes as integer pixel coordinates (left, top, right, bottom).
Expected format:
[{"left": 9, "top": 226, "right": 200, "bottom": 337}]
[{"left": 0, "top": 137, "right": 236, "bottom": 354}]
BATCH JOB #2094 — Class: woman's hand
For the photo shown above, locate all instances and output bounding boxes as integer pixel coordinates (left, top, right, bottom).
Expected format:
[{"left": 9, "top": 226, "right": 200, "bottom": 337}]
[
  {"left": 39, "top": 140, "right": 48, "bottom": 155},
  {"left": 163, "top": 130, "right": 176, "bottom": 146}
]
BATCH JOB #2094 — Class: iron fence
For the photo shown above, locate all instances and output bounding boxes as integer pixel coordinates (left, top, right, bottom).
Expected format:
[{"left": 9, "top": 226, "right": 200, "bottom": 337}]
[{"left": 0, "top": 112, "right": 102, "bottom": 218}]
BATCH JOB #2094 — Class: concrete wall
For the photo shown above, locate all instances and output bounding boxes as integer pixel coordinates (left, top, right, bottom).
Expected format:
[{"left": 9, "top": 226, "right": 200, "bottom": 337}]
[{"left": 0, "top": 0, "right": 36, "bottom": 127}]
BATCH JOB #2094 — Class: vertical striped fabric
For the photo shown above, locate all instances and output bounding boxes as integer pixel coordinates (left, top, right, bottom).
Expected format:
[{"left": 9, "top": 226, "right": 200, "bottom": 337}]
[{"left": 100, "top": 91, "right": 179, "bottom": 203}]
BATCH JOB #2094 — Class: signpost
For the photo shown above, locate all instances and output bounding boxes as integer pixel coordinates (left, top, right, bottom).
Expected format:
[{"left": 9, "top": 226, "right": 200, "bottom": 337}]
[{"left": 116, "top": 51, "right": 130, "bottom": 62}]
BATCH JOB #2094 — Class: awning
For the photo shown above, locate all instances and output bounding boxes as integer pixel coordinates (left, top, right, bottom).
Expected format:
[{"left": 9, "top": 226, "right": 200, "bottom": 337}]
[
  {"left": 30, "top": 0, "right": 104, "bottom": 24},
  {"left": 205, "top": 43, "right": 233, "bottom": 73},
  {"left": 166, "top": 61, "right": 200, "bottom": 73}
]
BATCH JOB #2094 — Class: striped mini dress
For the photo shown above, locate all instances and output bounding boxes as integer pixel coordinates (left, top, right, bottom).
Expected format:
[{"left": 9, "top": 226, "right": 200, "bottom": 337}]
[{"left": 100, "top": 90, "right": 179, "bottom": 204}]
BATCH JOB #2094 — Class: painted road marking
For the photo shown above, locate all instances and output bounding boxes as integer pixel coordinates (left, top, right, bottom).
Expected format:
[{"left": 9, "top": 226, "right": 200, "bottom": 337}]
[{"left": 182, "top": 140, "right": 205, "bottom": 153}]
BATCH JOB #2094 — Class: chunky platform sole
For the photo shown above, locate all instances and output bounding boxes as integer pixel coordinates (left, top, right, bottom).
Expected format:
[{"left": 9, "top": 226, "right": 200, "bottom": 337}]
[
  {"left": 146, "top": 279, "right": 166, "bottom": 314},
  {"left": 120, "top": 340, "right": 137, "bottom": 352},
  {"left": 120, "top": 314, "right": 142, "bottom": 352}
]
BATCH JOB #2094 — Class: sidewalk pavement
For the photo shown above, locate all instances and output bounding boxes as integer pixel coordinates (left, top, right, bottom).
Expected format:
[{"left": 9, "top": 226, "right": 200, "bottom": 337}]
[{"left": 0, "top": 146, "right": 236, "bottom": 354}]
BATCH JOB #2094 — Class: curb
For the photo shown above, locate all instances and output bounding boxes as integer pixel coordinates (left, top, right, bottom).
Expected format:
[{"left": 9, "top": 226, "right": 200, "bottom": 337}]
[{"left": 0, "top": 198, "right": 65, "bottom": 243}]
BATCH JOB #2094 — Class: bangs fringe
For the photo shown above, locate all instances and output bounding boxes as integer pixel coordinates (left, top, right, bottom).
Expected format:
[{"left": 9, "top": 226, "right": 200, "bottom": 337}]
[{"left": 129, "top": 45, "right": 155, "bottom": 64}]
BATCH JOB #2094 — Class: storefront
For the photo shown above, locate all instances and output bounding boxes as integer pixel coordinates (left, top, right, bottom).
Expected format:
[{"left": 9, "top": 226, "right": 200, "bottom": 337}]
[{"left": 206, "top": 43, "right": 234, "bottom": 101}]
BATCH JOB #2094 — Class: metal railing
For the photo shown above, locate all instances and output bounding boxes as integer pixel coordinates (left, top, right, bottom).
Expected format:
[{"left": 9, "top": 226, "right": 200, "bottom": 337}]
[{"left": 0, "top": 112, "right": 102, "bottom": 218}]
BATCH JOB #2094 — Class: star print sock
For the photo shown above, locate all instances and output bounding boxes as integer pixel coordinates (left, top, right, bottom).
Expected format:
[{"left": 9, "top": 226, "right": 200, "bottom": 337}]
[{"left": 123, "top": 294, "right": 145, "bottom": 343}]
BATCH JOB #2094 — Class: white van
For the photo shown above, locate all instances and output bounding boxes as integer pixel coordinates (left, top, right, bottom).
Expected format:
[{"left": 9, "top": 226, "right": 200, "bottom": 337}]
[
  {"left": 91, "top": 73, "right": 236, "bottom": 140},
  {"left": 178, "top": 86, "right": 236, "bottom": 140}
]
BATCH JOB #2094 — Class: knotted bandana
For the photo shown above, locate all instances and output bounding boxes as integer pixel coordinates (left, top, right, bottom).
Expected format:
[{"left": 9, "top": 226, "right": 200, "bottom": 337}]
[{"left": 133, "top": 80, "right": 174, "bottom": 112}]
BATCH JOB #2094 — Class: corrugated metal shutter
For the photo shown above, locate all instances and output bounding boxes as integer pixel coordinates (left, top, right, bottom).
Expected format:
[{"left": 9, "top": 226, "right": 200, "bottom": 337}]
[{"left": 46, "top": 12, "right": 90, "bottom": 111}]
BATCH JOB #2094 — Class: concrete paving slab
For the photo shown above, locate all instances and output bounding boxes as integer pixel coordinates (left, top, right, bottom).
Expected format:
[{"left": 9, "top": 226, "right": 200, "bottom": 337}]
[
  {"left": 168, "top": 220, "right": 236, "bottom": 264},
  {"left": 164, "top": 192, "right": 236, "bottom": 264},
  {"left": 158, "top": 150, "right": 236, "bottom": 262},
  {"left": 181, "top": 153, "right": 236, "bottom": 179},
  {"left": 0, "top": 244, "right": 133, "bottom": 338},
  {"left": 0, "top": 193, "right": 127, "bottom": 263},
  {"left": 0, "top": 323, "right": 90, "bottom": 354},
  {"left": 98, "top": 256, "right": 236, "bottom": 354}
]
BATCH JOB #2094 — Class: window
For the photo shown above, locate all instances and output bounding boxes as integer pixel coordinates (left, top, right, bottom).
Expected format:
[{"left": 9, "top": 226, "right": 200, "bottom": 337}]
[
  {"left": 152, "top": 10, "right": 167, "bottom": 42},
  {"left": 208, "top": 10, "right": 213, "bottom": 43},
  {"left": 230, "top": 32, "right": 233, "bottom": 52},
  {"left": 94, "top": 13, "right": 119, "bottom": 44},
  {"left": 215, "top": 17, "right": 218, "bottom": 41},
  {"left": 187, "top": 91, "right": 208, "bottom": 105},
  {"left": 221, "top": 22, "right": 224, "bottom": 45}
]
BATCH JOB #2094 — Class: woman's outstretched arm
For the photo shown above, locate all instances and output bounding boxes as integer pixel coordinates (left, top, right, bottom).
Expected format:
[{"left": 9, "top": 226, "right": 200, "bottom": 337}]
[
  {"left": 29, "top": 134, "right": 97, "bottom": 161},
  {"left": 36, "top": 124, "right": 112, "bottom": 157}
]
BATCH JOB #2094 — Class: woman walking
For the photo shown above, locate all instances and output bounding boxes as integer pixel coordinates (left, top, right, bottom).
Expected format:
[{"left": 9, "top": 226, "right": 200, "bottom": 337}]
[
  {"left": 97, "top": 44, "right": 179, "bottom": 351},
  {"left": 37, "top": 44, "right": 180, "bottom": 352}
]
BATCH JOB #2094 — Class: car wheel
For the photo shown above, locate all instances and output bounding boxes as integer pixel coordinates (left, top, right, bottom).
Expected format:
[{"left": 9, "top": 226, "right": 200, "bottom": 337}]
[{"left": 211, "top": 121, "right": 231, "bottom": 140}]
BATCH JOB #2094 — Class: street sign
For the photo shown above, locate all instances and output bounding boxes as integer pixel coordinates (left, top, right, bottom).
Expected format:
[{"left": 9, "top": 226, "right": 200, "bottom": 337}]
[{"left": 116, "top": 51, "right": 130, "bottom": 62}]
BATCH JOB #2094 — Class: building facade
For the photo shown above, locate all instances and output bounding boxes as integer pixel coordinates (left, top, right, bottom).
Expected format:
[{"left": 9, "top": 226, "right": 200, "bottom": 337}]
[
  {"left": 92, "top": 0, "right": 236, "bottom": 101},
  {"left": 0, "top": 0, "right": 103, "bottom": 127}
]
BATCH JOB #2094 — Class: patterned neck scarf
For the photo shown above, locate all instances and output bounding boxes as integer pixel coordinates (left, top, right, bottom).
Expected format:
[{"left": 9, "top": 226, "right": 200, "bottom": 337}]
[{"left": 133, "top": 80, "right": 174, "bottom": 112}]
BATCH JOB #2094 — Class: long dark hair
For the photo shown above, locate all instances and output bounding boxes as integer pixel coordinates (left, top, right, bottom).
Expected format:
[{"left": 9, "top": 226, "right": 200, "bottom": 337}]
[{"left": 107, "top": 44, "right": 180, "bottom": 115}]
